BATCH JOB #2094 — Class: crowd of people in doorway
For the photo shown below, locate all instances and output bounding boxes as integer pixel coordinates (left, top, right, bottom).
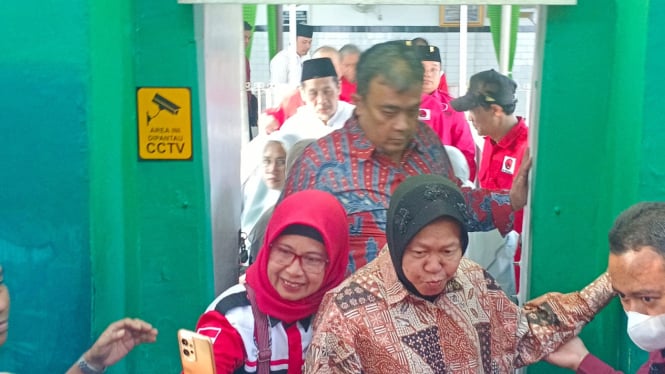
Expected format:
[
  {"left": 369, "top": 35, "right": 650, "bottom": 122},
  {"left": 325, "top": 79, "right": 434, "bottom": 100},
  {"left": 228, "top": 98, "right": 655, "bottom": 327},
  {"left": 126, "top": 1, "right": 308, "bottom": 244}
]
[
  {"left": 3, "top": 23, "right": 664, "bottom": 374},
  {"left": 223, "top": 29, "right": 665, "bottom": 373}
]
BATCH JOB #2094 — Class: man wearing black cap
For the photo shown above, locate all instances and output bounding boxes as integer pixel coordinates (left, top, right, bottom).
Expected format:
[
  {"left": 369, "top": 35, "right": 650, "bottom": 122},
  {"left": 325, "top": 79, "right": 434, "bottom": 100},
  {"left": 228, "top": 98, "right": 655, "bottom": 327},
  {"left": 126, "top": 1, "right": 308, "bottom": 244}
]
[
  {"left": 279, "top": 57, "right": 355, "bottom": 139},
  {"left": 270, "top": 23, "right": 314, "bottom": 87},
  {"left": 451, "top": 69, "right": 526, "bottom": 194},
  {"left": 451, "top": 69, "right": 529, "bottom": 292},
  {"left": 304, "top": 174, "right": 613, "bottom": 374},
  {"left": 415, "top": 45, "right": 477, "bottom": 180},
  {"left": 259, "top": 46, "right": 344, "bottom": 135}
]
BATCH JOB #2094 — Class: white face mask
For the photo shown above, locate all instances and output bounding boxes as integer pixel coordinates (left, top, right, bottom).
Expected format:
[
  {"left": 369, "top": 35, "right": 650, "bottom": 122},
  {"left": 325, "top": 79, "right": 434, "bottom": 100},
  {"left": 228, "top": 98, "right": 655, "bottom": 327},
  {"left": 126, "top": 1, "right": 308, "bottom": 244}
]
[{"left": 626, "top": 311, "right": 665, "bottom": 352}]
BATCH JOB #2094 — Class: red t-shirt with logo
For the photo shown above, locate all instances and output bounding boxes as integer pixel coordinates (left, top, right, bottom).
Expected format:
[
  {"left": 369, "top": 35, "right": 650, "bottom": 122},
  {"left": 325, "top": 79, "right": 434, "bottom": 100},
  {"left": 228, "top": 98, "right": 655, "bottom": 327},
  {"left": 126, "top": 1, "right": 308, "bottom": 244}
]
[{"left": 478, "top": 117, "right": 528, "bottom": 233}]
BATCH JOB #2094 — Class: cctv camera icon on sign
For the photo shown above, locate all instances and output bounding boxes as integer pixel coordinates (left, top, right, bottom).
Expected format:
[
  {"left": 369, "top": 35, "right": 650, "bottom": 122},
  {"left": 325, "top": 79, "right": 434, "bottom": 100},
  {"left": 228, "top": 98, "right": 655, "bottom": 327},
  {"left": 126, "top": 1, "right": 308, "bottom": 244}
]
[{"left": 147, "top": 93, "right": 181, "bottom": 126}]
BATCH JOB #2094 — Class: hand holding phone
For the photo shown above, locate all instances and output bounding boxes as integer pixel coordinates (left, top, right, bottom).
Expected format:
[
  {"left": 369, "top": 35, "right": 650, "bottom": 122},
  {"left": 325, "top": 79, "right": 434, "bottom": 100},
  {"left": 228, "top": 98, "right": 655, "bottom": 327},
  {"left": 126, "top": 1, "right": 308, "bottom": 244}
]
[{"left": 178, "top": 329, "right": 216, "bottom": 374}]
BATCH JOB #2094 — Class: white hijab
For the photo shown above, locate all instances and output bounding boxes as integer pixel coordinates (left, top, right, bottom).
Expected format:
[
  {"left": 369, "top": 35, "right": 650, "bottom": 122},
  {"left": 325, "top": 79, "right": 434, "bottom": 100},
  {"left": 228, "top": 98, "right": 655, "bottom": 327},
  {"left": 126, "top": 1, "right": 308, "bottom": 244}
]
[{"left": 240, "top": 132, "right": 298, "bottom": 235}]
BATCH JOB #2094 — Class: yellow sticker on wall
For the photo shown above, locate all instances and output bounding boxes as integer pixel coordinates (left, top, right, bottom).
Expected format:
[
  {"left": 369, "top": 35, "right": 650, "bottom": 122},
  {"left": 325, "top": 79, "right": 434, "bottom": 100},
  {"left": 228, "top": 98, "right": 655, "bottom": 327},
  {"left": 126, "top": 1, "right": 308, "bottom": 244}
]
[{"left": 137, "top": 87, "right": 192, "bottom": 160}]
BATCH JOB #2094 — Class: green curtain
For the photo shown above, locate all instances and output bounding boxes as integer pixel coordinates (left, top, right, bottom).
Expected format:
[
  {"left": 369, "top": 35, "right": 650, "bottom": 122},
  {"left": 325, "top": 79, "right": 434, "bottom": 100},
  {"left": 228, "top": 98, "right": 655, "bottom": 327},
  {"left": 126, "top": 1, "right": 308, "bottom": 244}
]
[
  {"left": 242, "top": 4, "right": 257, "bottom": 58},
  {"left": 487, "top": 5, "right": 520, "bottom": 75}
]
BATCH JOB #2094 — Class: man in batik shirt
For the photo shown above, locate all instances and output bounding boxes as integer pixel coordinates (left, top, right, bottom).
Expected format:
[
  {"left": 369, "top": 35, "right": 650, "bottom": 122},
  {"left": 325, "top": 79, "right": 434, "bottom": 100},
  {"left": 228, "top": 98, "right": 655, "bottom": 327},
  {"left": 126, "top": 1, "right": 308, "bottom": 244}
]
[
  {"left": 304, "top": 175, "right": 614, "bottom": 374},
  {"left": 282, "top": 41, "right": 530, "bottom": 273}
]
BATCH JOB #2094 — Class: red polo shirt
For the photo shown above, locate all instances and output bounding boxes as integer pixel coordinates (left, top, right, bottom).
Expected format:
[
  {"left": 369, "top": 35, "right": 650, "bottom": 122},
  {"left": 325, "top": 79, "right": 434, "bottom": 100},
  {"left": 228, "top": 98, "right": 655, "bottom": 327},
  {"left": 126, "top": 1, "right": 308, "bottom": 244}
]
[
  {"left": 420, "top": 90, "right": 477, "bottom": 179},
  {"left": 340, "top": 76, "right": 357, "bottom": 103},
  {"left": 478, "top": 116, "right": 528, "bottom": 233},
  {"left": 478, "top": 116, "right": 528, "bottom": 292},
  {"left": 438, "top": 73, "right": 450, "bottom": 95}
]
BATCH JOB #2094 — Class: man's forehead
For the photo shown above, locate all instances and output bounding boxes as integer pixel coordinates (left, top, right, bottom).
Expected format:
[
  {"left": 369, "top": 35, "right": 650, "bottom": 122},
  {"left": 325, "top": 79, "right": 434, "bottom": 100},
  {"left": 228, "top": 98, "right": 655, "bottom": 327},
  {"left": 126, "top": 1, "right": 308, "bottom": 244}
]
[
  {"left": 609, "top": 248, "right": 665, "bottom": 292},
  {"left": 302, "top": 76, "right": 337, "bottom": 89},
  {"left": 342, "top": 53, "right": 360, "bottom": 61},
  {"left": 368, "top": 76, "right": 421, "bottom": 96}
]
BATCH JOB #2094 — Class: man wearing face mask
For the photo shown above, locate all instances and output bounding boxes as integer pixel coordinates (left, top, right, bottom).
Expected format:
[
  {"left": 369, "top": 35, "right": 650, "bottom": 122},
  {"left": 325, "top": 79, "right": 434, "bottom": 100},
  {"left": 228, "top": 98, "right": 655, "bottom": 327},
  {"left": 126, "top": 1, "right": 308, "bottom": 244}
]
[{"left": 546, "top": 202, "right": 665, "bottom": 373}]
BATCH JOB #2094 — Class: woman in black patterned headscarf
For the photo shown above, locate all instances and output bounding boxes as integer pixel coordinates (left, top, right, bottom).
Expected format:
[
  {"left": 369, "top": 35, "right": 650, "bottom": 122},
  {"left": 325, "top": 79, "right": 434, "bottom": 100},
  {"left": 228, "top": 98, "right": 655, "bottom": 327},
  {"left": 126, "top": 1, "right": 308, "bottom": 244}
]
[
  {"left": 306, "top": 175, "right": 614, "bottom": 374},
  {"left": 386, "top": 174, "right": 470, "bottom": 301}
]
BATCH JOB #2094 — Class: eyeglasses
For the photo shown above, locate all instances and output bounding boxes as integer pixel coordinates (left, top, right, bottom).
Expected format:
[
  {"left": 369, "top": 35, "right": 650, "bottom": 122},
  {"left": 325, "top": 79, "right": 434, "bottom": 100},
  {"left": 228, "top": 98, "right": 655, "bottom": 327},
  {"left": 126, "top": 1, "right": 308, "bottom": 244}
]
[{"left": 270, "top": 244, "right": 329, "bottom": 274}]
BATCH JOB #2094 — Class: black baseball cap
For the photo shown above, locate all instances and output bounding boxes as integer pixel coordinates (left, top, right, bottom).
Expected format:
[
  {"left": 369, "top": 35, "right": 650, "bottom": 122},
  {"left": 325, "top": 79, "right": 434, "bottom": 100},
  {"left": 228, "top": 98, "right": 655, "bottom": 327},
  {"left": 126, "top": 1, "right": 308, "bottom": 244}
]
[{"left": 451, "top": 69, "right": 517, "bottom": 111}]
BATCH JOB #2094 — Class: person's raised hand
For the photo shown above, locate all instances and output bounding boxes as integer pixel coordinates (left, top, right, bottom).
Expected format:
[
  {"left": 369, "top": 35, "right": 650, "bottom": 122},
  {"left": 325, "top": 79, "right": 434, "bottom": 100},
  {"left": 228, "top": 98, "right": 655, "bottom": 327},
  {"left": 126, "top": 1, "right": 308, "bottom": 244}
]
[
  {"left": 83, "top": 318, "right": 158, "bottom": 369},
  {"left": 510, "top": 147, "right": 532, "bottom": 211}
]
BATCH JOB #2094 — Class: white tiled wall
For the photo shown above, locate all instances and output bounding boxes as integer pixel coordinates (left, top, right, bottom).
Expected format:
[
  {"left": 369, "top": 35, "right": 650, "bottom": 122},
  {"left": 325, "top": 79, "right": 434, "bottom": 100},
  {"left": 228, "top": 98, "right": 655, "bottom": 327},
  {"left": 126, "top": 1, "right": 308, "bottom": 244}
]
[{"left": 249, "top": 29, "right": 535, "bottom": 119}]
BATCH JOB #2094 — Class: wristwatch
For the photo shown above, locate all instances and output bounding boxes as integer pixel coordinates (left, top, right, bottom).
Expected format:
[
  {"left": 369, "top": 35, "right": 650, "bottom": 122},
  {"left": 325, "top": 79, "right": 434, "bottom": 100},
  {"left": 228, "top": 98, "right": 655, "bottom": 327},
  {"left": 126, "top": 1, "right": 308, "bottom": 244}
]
[{"left": 77, "top": 356, "right": 106, "bottom": 374}]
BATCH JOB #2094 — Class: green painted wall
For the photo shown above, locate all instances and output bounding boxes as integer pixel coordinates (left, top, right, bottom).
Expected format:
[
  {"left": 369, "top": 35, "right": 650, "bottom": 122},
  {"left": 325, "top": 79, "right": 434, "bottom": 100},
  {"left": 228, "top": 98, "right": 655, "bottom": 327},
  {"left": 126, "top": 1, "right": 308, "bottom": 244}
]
[
  {"left": 0, "top": 1, "right": 92, "bottom": 371},
  {"left": 1, "top": 0, "right": 213, "bottom": 372},
  {"left": 641, "top": 4, "right": 665, "bottom": 202},
  {"left": 89, "top": 1, "right": 214, "bottom": 373},
  {"left": 529, "top": 0, "right": 662, "bottom": 372}
]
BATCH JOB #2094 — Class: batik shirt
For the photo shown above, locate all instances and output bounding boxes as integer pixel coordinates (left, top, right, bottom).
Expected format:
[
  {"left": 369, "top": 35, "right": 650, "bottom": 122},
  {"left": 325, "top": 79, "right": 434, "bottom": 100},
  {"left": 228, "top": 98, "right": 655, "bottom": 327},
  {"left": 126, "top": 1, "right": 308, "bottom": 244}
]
[
  {"left": 282, "top": 116, "right": 514, "bottom": 272},
  {"left": 304, "top": 251, "right": 614, "bottom": 374}
]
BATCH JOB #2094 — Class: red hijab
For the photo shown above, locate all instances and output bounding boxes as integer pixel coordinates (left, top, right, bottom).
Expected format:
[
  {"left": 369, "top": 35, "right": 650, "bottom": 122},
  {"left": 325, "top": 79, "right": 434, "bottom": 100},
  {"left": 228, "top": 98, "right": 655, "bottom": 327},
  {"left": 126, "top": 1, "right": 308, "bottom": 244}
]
[{"left": 245, "top": 190, "right": 349, "bottom": 323}]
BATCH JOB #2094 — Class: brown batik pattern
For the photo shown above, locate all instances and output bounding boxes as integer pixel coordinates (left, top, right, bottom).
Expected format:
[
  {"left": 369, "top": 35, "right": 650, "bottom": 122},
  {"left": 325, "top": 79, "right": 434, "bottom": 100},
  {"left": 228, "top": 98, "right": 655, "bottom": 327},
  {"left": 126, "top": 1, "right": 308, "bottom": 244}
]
[
  {"left": 305, "top": 252, "right": 615, "bottom": 374},
  {"left": 402, "top": 326, "right": 446, "bottom": 372}
]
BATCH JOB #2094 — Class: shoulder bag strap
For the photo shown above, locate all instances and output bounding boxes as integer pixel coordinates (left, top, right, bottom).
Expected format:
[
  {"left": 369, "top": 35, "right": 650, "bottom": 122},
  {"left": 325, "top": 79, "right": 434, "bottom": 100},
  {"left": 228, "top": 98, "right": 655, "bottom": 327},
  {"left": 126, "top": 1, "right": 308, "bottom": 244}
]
[{"left": 245, "top": 284, "right": 271, "bottom": 374}]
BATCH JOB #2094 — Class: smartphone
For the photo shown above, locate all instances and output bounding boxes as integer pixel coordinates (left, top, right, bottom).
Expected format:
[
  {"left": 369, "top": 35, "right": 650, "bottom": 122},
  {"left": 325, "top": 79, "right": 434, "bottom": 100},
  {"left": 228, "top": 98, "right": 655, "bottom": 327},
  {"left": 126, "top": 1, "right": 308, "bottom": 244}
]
[{"left": 178, "top": 328, "right": 217, "bottom": 374}]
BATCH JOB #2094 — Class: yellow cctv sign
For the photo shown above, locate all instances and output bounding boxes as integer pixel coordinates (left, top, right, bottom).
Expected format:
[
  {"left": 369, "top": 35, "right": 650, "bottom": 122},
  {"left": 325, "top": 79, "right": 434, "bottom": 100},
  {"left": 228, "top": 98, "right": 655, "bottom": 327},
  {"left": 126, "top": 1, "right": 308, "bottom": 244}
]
[{"left": 137, "top": 87, "right": 192, "bottom": 160}]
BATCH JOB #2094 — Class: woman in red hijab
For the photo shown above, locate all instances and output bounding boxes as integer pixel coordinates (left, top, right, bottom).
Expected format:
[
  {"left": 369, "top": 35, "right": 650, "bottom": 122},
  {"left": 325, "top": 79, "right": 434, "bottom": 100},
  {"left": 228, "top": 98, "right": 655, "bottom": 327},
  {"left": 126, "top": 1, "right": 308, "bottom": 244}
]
[{"left": 193, "top": 190, "right": 349, "bottom": 374}]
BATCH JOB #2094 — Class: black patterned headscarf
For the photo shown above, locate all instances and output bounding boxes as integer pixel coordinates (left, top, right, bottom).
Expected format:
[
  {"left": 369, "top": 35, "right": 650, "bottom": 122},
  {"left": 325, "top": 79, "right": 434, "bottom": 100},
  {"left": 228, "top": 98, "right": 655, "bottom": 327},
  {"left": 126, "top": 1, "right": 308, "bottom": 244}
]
[{"left": 387, "top": 174, "right": 470, "bottom": 298}]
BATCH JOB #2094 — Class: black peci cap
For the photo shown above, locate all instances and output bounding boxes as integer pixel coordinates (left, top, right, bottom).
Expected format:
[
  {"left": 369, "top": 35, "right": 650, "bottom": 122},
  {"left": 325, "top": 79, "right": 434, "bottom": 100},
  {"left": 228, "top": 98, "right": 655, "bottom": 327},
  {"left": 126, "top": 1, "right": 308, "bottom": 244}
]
[
  {"left": 415, "top": 45, "right": 441, "bottom": 63},
  {"left": 296, "top": 23, "right": 314, "bottom": 38},
  {"left": 301, "top": 57, "right": 337, "bottom": 82}
]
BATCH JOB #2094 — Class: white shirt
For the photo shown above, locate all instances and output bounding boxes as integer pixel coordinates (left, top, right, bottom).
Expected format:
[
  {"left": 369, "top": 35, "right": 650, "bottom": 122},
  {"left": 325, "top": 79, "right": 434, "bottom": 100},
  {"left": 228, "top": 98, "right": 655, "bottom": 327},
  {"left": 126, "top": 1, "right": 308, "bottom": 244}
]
[
  {"left": 270, "top": 48, "right": 310, "bottom": 87},
  {"left": 279, "top": 101, "right": 355, "bottom": 140}
]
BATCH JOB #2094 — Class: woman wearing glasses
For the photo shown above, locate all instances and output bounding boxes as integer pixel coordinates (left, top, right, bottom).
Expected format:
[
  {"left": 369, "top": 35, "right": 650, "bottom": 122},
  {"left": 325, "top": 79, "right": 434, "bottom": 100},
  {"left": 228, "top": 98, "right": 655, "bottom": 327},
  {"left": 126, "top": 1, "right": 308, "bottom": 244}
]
[{"left": 193, "top": 189, "right": 349, "bottom": 374}]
